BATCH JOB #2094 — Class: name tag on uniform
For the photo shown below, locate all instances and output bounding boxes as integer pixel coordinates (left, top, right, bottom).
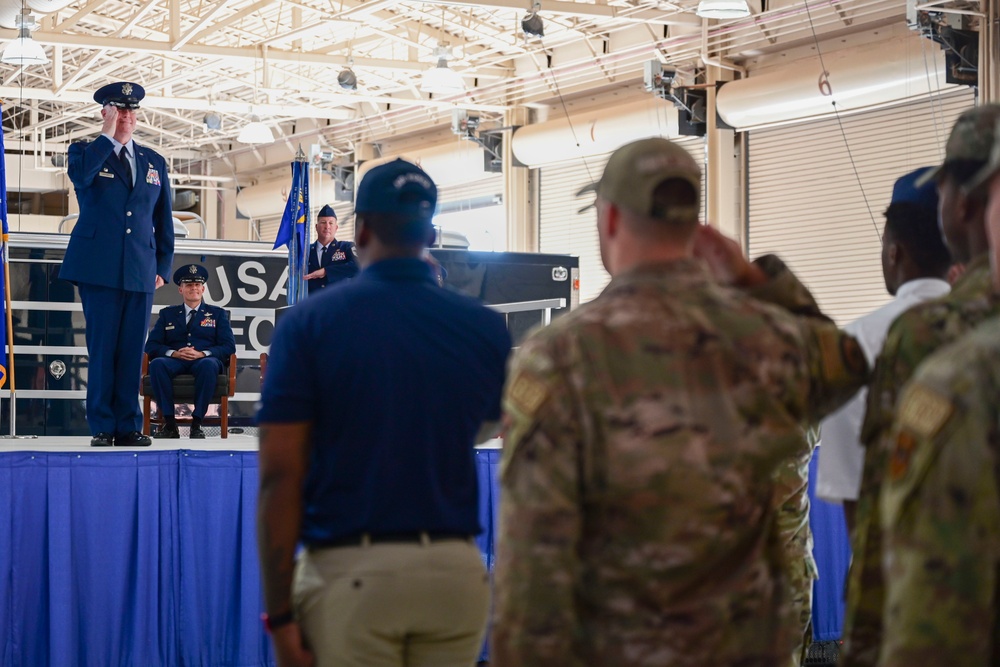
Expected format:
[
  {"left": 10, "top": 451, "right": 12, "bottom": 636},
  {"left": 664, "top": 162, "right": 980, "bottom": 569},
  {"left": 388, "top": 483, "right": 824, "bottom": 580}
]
[
  {"left": 99, "top": 171, "right": 115, "bottom": 179},
  {"left": 146, "top": 166, "right": 161, "bottom": 186},
  {"left": 331, "top": 250, "right": 347, "bottom": 261},
  {"left": 165, "top": 324, "right": 176, "bottom": 330}
]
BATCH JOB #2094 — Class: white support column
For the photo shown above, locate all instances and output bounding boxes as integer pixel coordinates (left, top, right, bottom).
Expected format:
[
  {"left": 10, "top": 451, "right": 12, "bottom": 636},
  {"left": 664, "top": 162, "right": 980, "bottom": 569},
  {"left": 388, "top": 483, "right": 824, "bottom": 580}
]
[
  {"left": 705, "top": 65, "right": 743, "bottom": 248},
  {"left": 981, "top": 0, "right": 999, "bottom": 103},
  {"left": 504, "top": 107, "right": 536, "bottom": 252}
]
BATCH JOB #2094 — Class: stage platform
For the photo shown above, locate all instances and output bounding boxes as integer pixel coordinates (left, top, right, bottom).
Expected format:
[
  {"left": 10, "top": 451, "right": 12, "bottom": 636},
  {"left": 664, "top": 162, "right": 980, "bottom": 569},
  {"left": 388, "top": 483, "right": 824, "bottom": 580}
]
[
  {"left": 0, "top": 438, "right": 500, "bottom": 667},
  {"left": 0, "top": 439, "right": 845, "bottom": 666},
  {"left": 0, "top": 433, "right": 260, "bottom": 452}
]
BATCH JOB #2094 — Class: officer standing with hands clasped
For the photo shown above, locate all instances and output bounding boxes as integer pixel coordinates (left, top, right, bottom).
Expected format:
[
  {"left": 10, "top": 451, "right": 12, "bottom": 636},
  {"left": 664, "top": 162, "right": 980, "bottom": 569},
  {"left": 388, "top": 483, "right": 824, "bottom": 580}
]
[
  {"left": 304, "top": 204, "right": 359, "bottom": 294},
  {"left": 60, "top": 80, "right": 174, "bottom": 448},
  {"left": 144, "top": 264, "right": 236, "bottom": 440}
]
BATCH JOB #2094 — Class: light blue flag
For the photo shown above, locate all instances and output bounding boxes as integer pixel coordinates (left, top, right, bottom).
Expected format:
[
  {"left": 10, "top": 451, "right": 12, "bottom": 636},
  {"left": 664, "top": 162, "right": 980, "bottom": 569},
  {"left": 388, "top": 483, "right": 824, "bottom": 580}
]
[{"left": 273, "top": 160, "right": 310, "bottom": 304}]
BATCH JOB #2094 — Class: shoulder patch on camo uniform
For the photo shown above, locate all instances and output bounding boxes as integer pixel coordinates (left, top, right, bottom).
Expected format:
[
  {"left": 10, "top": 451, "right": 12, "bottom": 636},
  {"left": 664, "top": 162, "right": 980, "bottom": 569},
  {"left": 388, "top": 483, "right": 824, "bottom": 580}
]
[
  {"left": 507, "top": 371, "right": 549, "bottom": 419},
  {"left": 897, "top": 384, "right": 954, "bottom": 440},
  {"left": 816, "top": 328, "right": 866, "bottom": 380}
]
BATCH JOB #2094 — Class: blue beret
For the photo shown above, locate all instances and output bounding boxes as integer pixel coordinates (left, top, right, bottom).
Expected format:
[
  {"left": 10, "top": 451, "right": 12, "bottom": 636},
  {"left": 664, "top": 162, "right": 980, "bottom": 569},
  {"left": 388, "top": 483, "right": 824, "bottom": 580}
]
[
  {"left": 317, "top": 204, "right": 337, "bottom": 218},
  {"left": 356, "top": 159, "right": 436, "bottom": 221},
  {"left": 891, "top": 167, "right": 938, "bottom": 211},
  {"left": 94, "top": 81, "right": 144, "bottom": 109},
  {"left": 173, "top": 264, "right": 208, "bottom": 285}
]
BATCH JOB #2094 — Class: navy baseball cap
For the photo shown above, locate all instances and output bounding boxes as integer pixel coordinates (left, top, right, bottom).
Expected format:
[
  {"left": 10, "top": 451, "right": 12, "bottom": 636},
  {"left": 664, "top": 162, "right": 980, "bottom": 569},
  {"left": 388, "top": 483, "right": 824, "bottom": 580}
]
[
  {"left": 890, "top": 167, "right": 938, "bottom": 211},
  {"left": 355, "top": 159, "right": 437, "bottom": 221},
  {"left": 173, "top": 264, "right": 209, "bottom": 285},
  {"left": 94, "top": 81, "right": 145, "bottom": 109}
]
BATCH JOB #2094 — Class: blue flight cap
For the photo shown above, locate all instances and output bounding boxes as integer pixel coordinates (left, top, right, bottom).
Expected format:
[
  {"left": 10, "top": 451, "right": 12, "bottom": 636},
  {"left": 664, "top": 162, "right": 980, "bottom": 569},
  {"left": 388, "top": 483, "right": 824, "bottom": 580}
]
[
  {"left": 94, "top": 81, "right": 145, "bottom": 109},
  {"left": 355, "top": 159, "right": 437, "bottom": 221},
  {"left": 891, "top": 167, "right": 939, "bottom": 211},
  {"left": 173, "top": 264, "right": 209, "bottom": 285},
  {"left": 317, "top": 204, "right": 337, "bottom": 218}
]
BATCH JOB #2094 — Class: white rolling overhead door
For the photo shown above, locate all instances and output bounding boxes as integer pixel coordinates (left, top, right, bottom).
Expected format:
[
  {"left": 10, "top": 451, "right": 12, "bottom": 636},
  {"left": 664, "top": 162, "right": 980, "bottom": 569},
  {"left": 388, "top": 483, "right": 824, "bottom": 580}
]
[
  {"left": 747, "top": 89, "right": 974, "bottom": 326},
  {"left": 436, "top": 175, "right": 504, "bottom": 206},
  {"left": 537, "top": 137, "right": 707, "bottom": 303}
]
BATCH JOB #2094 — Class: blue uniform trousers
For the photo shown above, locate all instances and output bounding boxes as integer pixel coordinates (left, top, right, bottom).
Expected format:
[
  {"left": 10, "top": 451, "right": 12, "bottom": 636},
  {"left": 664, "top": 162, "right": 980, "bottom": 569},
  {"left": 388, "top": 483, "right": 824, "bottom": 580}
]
[
  {"left": 148, "top": 356, "right": 224, "bottom": 419},
  {"left": 78, "top": 284, "right": 155, "bottom": 435}
]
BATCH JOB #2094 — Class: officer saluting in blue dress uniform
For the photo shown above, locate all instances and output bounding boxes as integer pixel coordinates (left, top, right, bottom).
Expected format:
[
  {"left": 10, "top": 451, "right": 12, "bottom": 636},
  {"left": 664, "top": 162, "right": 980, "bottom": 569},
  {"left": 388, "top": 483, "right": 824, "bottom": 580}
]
[
  {"left": 304, "top": 204, "right": 359, "bottom": 295},
  {"left": 144, "top": 264, "right": 236, "bottom": 439},
  {"left": 60, "top": 81, "right": 174, "bottom": 447}
]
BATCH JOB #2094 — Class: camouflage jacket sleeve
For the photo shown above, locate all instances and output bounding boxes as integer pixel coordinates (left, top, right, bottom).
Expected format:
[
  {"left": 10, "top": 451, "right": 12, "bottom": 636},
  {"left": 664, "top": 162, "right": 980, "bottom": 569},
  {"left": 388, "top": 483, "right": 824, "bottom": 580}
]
[
  {"left": 492, "top": 332, "right": 586, "bottom": 667},
  {"left": 879, "top": 359, "right": 1000, "bottom": 667},
  {"left": 747, "top": 254, "right": 828, "bottom": 321},
  {"left": 793, "top": 317, "right": 869, "bottom": 424}
]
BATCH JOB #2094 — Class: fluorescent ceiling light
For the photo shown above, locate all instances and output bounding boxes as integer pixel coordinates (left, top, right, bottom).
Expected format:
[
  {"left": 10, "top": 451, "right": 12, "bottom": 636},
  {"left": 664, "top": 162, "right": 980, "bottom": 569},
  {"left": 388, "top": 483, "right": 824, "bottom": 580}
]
[
  {"left": 420, "top": 60, "right": 465, "bottom": 95},
  {"left": 420, "top": 45, "right": 465, "bottom": 95},
  {"left": 696, "top": 0, "right": 751, "bottom": 19},
  {"left": 237, "top": 116, "right": 274, "bottom": 144},
  {"left": 2, "top": 11, "right": 48, "bottom": 66}
]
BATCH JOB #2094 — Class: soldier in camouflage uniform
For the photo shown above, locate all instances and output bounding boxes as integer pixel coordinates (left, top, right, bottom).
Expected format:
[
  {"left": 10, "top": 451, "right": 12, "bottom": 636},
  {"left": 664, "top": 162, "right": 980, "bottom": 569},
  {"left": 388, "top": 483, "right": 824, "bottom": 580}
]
[
  {"left": 877, "top": 318, "right": 1000, "bottom": 667},
  {"left": 841, "top": 105, "right": 1000, "bottom": 666},
  {"left": 775, "top": 445, "right": 819, "bottom": 667},
  {"left": 492, "top": 137, "right": 869, "bottom": 667},
  {"left": 875, "top": 113, "right": 1000, "bottom": 667}
]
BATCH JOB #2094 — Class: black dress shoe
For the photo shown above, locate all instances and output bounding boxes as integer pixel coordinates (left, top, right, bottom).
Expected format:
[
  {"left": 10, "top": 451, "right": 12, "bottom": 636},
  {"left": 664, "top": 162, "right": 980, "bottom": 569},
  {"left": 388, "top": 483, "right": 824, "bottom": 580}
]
[
  {"left": 189, "top": 425, "right": 206, "bottom": 439},
  {"left": 115, "top": 431, "right": 152, "bottom": 447},
  {"left": 90, "top": 432, "right": 114, "bottom": 447},
  {"left": 154, "top": 424, "right": 180, "bottom": 439}
]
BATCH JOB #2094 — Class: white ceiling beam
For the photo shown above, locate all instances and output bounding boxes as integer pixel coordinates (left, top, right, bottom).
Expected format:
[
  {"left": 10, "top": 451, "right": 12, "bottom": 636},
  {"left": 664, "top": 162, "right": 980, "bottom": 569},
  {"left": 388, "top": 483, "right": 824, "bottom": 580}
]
[
  {"left": 53, "top": 0, "right": 112, "bottom": 33},
  {"left": 12, "top": 30, "right": 511, "bottom": 77},
  {"left": 414, "top": 0, "right": 702, "bottom": 25},
  {"left": 0, "top": 86, "right": 356, "bottom": 120},
  {"left": 172, "top": 0, "right": 239, "bottom": 51}
]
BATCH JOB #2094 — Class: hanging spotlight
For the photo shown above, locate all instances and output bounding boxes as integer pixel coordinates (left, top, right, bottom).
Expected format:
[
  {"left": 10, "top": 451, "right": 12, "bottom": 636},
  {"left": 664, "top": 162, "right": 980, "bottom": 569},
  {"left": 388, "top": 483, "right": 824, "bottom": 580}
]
[
  {"left": 203, "top": 112, "right": 222, "bottom": 131},
  {"left": 420, "top": 44, "right": 465, "bottom": 95},
  {"left": 521, "top": 3, "right": 544, "bottom": 38},
  {"left": 1, "top": 9, "right": 48, "bottom": 66},
  {"left": 338, "top": 68, "right": 358, "bottom": 91},
  {"left": 696, "top": 0, "right": 751, "bottom": 19},
  {"left": 237, "top": 115, "right": 274, "bottom": 144}
]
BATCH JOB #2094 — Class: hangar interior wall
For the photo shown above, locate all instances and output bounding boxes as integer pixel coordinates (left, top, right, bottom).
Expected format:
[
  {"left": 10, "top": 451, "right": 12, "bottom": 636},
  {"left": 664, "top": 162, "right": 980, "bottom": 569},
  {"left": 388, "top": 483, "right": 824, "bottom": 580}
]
[{"left": 746, "top": 88, "right": 975, "bottom": 326}]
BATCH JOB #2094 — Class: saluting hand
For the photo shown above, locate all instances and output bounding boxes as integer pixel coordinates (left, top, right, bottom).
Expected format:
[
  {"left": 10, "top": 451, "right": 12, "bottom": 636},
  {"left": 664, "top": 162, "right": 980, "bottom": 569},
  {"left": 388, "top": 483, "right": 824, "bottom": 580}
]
[
  {"left": 692, "top": 225, "right": 767, "bottom": 288},
  {"left": 100, "top": 104, "right": 118, "bottom": 136}
]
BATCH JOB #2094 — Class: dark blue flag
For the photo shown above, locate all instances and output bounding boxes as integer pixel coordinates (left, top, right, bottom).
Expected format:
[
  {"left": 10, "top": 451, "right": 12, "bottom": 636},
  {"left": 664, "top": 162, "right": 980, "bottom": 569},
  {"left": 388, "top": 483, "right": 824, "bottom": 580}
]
[
  {"left": 273, "top": 160, "right": 310, "bottom": 304},
  {"left": 0, "top": 104, "right": 9, "bottom": 389}
]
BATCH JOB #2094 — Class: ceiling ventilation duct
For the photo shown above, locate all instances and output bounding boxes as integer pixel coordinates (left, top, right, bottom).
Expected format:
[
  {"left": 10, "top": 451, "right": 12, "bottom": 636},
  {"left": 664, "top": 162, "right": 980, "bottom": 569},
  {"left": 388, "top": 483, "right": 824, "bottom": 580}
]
[{"left": 716, "top": 35, "right": 952, "bottom": 130}]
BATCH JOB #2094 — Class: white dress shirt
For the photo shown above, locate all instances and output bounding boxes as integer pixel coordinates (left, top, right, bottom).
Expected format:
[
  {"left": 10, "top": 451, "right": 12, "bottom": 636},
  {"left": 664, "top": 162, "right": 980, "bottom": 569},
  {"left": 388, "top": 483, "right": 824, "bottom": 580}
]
[{"left": 815, "top": 277, "right": 951, "bottom": 503}]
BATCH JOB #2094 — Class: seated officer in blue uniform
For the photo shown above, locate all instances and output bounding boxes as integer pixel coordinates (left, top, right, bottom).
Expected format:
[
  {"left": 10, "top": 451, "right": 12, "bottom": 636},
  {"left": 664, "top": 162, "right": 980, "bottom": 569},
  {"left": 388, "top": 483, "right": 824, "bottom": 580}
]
[
  {"left": 61, "top": 80, "right": 174, "bottom": 448},
  {"left": 304, "top": 204, "right": 359, "bottom": 295},
  {"left": 144, "top": 264, "right": 236, "bottom": 439}
]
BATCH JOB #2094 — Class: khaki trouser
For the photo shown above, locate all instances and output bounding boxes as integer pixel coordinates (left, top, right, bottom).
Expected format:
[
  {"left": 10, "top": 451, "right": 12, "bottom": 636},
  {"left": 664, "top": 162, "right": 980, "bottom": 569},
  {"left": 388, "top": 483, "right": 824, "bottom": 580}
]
[{"left": 293, "top": 536, "right": 490, "bottom": 667}]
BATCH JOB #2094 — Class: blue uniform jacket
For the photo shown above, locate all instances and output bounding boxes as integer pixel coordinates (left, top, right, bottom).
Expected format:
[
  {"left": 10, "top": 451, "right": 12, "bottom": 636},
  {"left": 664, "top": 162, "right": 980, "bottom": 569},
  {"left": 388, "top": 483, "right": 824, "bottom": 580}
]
[
  {"left": 307, "top": 239, "right": 359, "bottom": 293},
  {"left": 62, "top": 135, "right": 174, "bottom": 292},
  {"left": 144, "top": 303, "right": 236, "bottom": 361}
]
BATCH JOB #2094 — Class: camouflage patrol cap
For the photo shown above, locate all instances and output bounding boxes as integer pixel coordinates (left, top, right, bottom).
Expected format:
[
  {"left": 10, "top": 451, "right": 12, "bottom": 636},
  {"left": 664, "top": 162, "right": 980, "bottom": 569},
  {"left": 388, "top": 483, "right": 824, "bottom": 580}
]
[
  {"left": 918, "top": 104, "right": 1000, "bottom": 187},
  {"left": 577, "top": 137, "right": 701, "bottom": 223},
  {"left": 965, "top": 118, "right": 1000, "bottom": 195}
]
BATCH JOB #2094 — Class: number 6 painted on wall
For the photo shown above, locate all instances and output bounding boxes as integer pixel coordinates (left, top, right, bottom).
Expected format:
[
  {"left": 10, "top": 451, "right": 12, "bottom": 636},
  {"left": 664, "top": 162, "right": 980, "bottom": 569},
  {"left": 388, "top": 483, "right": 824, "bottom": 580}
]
[{"left": 818, "top": 71, "right": 833, "bottom": 97}]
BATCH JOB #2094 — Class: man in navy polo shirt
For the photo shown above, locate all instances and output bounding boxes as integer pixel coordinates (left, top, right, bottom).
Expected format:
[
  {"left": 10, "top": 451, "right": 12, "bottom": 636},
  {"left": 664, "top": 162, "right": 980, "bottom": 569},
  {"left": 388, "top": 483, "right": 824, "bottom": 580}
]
[{"left": 257, "top": 159, "right": 510, "bottom": 667}]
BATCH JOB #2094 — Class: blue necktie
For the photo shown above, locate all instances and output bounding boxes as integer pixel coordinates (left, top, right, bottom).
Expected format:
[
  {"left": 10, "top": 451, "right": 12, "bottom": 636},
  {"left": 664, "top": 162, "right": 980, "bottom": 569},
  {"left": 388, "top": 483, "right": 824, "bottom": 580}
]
[{"left": 118, "top": 148, "right": 133, "bottom": 189}]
